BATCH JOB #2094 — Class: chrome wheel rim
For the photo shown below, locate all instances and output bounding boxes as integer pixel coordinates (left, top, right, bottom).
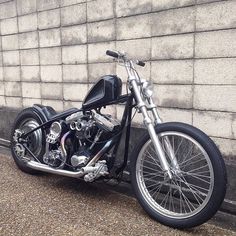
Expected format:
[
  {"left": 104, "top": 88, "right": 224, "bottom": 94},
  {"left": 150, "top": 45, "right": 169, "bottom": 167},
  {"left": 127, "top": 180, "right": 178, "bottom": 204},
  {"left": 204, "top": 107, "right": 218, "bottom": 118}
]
[
  {"left": 136, "top": 131, "right": 214, "bottom": 219},
  {"left": 13, "top": 119, "right": 43, "bottom": 159}
]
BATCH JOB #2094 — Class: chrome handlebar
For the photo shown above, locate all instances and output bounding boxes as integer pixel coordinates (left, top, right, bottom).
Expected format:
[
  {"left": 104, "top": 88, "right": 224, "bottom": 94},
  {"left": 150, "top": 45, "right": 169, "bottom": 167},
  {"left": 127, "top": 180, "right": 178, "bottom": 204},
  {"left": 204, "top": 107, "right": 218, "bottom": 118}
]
[{"left": 106, "top": 50, "right": 145, "bottom": 67}]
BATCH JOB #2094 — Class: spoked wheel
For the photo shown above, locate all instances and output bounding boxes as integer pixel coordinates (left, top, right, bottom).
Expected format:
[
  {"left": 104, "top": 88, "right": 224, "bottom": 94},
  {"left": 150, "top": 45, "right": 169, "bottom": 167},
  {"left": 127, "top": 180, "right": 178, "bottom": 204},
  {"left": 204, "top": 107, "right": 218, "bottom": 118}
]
[
  {"left": 11, "top": 108, "right": 46, "bottom": 174},
  {"left": 130, "top": 122, "right": 227, "bottom": 229}
]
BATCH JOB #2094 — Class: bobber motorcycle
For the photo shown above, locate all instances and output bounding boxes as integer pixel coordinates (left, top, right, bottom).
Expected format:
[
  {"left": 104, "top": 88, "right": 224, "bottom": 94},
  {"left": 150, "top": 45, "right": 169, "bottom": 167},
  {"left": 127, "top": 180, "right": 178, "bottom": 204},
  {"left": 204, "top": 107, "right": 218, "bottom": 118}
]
[{"left": 11, "top": 50, "right": 227, "bottom": 229}]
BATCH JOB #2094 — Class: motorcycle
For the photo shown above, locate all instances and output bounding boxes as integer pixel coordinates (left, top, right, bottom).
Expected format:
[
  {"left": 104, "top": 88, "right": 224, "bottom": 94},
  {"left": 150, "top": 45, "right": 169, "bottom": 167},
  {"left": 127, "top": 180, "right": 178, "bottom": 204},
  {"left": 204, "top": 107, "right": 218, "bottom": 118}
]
[{"left": 11, "top": 50, "right": 227, "bottom": 229}]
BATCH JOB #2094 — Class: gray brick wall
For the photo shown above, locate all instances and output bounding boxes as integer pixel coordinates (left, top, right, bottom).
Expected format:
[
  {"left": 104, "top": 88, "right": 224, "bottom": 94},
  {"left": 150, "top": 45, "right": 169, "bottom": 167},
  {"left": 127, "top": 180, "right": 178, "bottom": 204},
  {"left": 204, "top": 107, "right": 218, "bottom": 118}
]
[{"left": 0, "top": 0, "right": 235, "bottom": 158}]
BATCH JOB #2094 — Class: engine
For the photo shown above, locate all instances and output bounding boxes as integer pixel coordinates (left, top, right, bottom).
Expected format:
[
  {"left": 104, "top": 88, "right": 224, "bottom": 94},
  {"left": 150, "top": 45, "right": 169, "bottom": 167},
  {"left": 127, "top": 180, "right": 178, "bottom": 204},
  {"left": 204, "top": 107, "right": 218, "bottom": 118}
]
[
  {"left": 43, "top": 110, "right": 120, "bottom": 175},
  {"left": 66, "top": 110, "right": 120, "bottom": 134}
]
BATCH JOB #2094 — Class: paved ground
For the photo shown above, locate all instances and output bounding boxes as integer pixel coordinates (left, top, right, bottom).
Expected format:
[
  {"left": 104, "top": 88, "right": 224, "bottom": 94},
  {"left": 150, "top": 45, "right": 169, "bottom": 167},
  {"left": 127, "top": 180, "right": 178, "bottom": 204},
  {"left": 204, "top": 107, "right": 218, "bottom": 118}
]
[{"left": 1, "top": 152, "right": 236, "bottom": 236}]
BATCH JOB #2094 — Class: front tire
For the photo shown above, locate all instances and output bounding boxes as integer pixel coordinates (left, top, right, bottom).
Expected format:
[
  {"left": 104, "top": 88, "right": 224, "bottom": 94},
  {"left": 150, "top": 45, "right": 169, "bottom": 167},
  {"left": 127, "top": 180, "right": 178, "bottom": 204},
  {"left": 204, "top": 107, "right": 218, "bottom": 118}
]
[
  {"left": 130, "top": 122, "right": 227, "bottom": 229},
  {"left": 10, "top": 108, "right": 46, "bottom": 174}
]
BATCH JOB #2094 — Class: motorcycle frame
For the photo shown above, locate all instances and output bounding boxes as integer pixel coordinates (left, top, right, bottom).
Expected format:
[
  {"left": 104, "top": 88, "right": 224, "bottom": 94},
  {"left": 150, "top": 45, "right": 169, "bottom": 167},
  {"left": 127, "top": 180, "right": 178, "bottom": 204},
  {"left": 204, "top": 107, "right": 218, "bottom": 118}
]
[
  {"left": 17, "top": 93, "right": 137, "bottom": 177},
  {"left": 18, "top": 54, "right": 179, "bottom": 179}
]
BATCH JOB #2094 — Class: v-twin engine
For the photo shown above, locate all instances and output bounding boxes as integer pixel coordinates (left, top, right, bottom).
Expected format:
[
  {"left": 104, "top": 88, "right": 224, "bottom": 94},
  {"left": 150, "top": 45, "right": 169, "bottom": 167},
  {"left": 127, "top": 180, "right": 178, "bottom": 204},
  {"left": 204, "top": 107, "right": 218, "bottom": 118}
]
[
  {"left": 66, "top": 111, "right": 120, "bottom": 133},
  {"left": 38, "top": 110, "right": 120, "bottom": 182}
]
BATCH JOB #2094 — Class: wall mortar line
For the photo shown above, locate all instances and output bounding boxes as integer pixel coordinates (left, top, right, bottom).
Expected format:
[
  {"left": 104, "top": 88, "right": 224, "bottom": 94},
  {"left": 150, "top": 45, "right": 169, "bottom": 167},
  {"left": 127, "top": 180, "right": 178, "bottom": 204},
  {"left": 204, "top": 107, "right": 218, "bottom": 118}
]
[
  {"left": 59, "top": 0, "right": 64, "bottom": 110},
  {"left": 192, "top": 0, "right": 197, "bottom": 125},
  {"left": 15, "top": 0, "right": 22, "bottom": 108},
  {"left": 36, "top": 2, "right": 42, "bottom": 107}
]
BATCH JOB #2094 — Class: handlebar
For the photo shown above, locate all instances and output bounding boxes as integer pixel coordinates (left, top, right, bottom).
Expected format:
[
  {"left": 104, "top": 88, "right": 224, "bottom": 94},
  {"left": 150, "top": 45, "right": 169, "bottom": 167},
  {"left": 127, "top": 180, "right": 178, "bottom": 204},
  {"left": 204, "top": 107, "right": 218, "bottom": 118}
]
[
  {"left": 136, "top": 60, "right": 145, "bottom": 67},
  {"left": 106, "top": 50, "right": 145, "bottom": 67},
  {"left": 106, "top": 50, "right": 119, "bottom": 59}
]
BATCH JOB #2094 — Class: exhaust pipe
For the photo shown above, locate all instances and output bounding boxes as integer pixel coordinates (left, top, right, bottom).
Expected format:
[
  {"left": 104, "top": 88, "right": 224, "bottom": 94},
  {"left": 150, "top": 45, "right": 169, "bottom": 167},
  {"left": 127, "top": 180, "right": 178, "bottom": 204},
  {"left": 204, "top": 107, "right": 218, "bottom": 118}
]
[
  {"left": 26, "top": 139, "right": 114, "bottom": 178},
  {"left": 26, "top": 161, "right": 102, "bottom": 178},
  {"left": 26, "top": 161, "right": 85, "bottom": 178}
]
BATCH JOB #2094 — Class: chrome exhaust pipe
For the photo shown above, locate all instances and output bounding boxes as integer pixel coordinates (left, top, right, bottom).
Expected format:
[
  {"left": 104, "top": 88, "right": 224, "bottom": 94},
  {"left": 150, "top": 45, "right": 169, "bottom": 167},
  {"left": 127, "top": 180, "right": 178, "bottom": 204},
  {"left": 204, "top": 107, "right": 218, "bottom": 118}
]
[
  {"left": 26, "top": 139, "right": 113, "bottom": 178},
  {"left": 26, "top": 160, "right": 101, "bottom": 178},
  {"left": 26, "top": 161, "right": 85, "bottom": 178}
]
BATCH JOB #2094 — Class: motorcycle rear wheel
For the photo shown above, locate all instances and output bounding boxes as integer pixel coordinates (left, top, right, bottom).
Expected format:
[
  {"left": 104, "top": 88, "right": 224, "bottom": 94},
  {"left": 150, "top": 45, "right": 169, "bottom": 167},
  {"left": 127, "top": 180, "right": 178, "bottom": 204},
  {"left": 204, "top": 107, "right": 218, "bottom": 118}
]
[
  {"left": 10, "top": 108, "right": 46, "bottom": 174},
  {"left": 130, "top": 122, "right": 227, "bottom": 229}
]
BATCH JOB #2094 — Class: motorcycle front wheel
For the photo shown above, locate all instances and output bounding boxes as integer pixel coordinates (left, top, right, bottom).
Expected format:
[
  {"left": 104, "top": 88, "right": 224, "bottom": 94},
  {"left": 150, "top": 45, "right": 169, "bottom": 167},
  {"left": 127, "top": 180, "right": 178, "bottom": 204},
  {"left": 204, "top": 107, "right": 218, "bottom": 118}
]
[{"left": 130, "top": 122, "right": 227, "bottom": 229}]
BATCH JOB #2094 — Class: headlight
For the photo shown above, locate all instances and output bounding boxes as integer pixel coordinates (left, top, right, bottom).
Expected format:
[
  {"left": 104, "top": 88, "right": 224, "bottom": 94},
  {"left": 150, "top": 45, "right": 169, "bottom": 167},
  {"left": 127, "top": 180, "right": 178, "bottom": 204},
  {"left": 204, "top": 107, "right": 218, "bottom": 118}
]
[{"left": 142, "top": 81, "right": 153, "bottom": 98}]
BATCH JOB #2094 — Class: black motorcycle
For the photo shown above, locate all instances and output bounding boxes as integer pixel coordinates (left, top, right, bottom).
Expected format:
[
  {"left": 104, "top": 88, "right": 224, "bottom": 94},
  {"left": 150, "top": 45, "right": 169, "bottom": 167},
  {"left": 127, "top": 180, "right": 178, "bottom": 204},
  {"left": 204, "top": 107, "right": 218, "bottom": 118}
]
[{"left": 11, "top": 50, "right": 227, "bottom": 229}]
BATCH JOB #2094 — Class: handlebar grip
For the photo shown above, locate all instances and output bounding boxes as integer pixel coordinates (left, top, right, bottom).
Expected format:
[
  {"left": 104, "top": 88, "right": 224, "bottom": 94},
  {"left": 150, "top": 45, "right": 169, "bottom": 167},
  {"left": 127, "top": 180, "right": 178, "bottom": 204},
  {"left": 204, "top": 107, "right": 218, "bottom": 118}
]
[
  {"left": 106, "top": 50, "right": 119, "bottom": 58},
  {"left": 137, "top": 60, "right": 145, "bottom": 67}
]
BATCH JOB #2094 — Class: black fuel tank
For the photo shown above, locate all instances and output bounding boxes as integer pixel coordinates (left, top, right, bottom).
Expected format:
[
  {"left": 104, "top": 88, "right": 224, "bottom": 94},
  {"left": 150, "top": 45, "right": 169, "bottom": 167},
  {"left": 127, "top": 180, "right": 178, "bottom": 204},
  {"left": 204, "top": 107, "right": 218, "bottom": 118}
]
[{"left": 82, "top": 75, "right": 122, "bottom": 110}]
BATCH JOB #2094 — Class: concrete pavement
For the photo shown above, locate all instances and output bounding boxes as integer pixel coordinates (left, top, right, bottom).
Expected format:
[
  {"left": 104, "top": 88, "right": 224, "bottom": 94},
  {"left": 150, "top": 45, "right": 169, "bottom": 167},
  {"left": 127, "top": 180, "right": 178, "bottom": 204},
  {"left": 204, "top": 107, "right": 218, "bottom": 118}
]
[{"left": 0, "top": 152, "right": 236, "bottom": 236}]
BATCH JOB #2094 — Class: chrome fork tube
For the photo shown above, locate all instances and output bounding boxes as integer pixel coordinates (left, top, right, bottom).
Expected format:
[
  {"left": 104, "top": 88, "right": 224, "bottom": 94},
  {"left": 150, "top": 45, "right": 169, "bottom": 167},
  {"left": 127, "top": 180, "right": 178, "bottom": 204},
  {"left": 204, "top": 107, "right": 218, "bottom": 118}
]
[
  {"left": 163, "top": 137, "right": 180, "bottom": 171},
  {"left": 148, "top": 92, "right": 179, "bottom": 171},
  {"left": 127, "top": 72, "right": 172, "bottom": 178},
  {"left": 148, "top": 93, "right": 180, "bottom": 171},
  {"left": 147, "top": 97, "right": 162, "bottom": 125}
]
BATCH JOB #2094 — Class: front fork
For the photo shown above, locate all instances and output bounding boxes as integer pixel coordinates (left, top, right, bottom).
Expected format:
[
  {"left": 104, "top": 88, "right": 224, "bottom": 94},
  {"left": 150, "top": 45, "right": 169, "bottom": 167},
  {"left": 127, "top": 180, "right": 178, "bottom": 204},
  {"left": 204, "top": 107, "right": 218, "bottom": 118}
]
[
  {"left": 129, "top": 77, "right": 179, "bottom": 179},
  {"left": 149, "top": 97, "right": 180, "bottom": 172}
]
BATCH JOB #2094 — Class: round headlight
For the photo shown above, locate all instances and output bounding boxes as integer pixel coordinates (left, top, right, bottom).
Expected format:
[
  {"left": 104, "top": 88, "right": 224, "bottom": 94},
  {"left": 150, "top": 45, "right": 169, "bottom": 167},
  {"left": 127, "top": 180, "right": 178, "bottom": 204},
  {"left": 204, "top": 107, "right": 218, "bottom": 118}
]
[{"left": 142, "top": 81, "right": 153, "bottom": 98}]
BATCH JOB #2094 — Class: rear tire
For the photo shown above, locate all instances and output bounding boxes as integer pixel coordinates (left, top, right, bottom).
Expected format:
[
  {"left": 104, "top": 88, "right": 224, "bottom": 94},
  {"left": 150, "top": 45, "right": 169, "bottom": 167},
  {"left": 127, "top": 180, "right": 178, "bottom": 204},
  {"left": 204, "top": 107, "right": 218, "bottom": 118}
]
[
  {"left": 130, "top": 122, "right": 227, "bottom": 229},
  {"left": 10, "top": 108, "right": 46, "bottom": 174}
]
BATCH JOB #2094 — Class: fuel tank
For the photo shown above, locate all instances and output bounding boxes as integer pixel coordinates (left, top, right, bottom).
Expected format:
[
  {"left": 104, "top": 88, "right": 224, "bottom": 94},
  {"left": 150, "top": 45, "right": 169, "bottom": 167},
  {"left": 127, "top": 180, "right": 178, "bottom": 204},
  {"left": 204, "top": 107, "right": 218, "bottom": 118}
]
[{"left": 82, "top": 75, "right": 122, "bottom": 110}]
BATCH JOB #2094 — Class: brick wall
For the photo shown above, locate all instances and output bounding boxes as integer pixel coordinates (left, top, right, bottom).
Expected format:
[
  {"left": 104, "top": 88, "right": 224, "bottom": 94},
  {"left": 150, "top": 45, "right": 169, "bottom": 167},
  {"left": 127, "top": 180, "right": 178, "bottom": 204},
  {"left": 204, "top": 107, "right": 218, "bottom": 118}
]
[{"left": 0, "top": 0, "right": 235, "bottom": 158}]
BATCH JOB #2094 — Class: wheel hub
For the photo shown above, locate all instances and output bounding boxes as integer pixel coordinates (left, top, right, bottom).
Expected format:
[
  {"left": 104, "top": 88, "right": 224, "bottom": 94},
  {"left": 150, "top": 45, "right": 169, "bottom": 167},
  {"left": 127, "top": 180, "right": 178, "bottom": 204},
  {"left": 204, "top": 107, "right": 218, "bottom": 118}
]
[{"left": 13, "top": 119, "right": 43, "bottom": 159}]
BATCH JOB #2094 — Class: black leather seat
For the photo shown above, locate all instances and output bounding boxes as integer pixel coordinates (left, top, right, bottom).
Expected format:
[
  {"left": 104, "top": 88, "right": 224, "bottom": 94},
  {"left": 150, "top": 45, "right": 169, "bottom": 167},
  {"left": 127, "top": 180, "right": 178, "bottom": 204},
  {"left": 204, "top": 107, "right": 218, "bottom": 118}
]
[
  {"left": 34, "top": 104, "right": 80, "bottom": 121},
  {"left": 49, "top": 107, "right": 80, "bottom": 120},
  {"left": 41, "top": 106, "right": 57, "bottom": 120}
]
